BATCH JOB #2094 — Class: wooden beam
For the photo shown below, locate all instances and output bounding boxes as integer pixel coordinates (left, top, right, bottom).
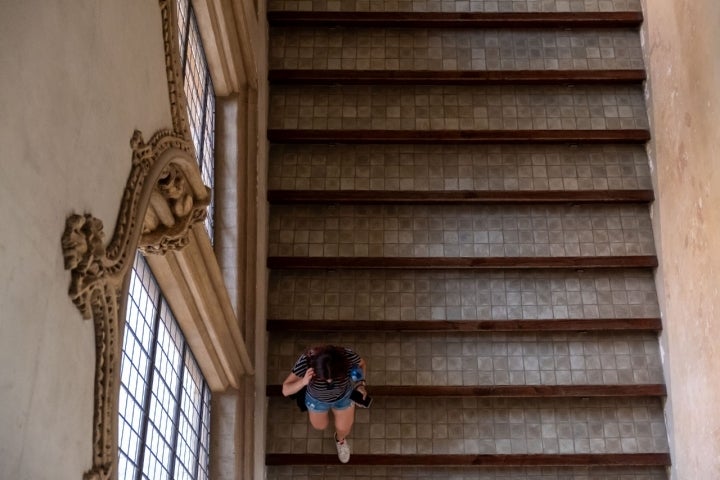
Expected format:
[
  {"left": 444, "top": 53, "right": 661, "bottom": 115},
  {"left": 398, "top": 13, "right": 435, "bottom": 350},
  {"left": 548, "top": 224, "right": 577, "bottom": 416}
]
[
  {"left": 266, "top": 318, "right": 663, "bottom": 333},
  {"left": 265, "top": 453, "right": 670, "bottom": 467},
  {"left": 269, "top": 69, "right": 647, "bottom": 86},
  {"left": 267, "top": 11, "right": 644, "bottom": 28},
  {"left": 267, "top": 256, "right": 659, "bottom": 269},
  {"left": 266, "top": 384, "right": 666, "bottom": 397},
  {"left": 267, "top": 129, "right": 651, "bottom": 144},
  {"left": 267, "top": 189, "right": 654, "bottom": 205}
]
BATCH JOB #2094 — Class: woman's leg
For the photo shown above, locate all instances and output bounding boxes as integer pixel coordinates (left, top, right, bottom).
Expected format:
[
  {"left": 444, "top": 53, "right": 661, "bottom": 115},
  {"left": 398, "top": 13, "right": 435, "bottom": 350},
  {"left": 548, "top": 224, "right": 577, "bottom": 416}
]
[
  {"left": 331, "top": 404, "right": 356, "bottom": 441},
  {"left": 307, "top": 410, "right": 330, "bottom": 431}
]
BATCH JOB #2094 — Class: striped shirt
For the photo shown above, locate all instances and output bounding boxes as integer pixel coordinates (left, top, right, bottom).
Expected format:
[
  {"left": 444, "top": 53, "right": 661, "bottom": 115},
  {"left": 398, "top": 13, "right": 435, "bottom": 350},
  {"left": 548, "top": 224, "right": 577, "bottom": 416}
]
[{"left": 291, "top": 347, "right": 361, "bottom": 402}]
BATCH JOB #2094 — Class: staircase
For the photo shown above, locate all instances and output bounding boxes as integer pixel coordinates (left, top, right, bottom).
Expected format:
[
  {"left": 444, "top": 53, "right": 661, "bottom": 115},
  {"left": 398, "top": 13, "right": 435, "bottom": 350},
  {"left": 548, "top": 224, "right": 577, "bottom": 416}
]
[{"left": 264, "top": 0, "right": 670, "bottom": 478}]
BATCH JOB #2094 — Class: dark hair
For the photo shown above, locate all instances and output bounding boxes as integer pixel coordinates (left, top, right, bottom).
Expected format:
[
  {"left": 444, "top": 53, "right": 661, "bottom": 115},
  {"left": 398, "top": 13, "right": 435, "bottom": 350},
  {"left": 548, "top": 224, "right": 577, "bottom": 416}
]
[{"left": 306, "top": 345, "right": 350, "bottom": 382}]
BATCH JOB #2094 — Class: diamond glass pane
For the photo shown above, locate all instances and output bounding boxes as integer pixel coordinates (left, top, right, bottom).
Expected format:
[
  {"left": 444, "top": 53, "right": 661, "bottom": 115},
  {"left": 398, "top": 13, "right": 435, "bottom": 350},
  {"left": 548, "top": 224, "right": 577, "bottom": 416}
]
[{"left": 176, "top": 0, "right": 189, "bottom": 62}]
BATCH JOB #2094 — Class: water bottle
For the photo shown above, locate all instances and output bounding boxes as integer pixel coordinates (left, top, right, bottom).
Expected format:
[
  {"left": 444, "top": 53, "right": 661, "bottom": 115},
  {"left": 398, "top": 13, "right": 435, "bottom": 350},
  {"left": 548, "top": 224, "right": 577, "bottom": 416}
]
[{"left": 350, "top": 366, "right": 364, "bottom": 382}]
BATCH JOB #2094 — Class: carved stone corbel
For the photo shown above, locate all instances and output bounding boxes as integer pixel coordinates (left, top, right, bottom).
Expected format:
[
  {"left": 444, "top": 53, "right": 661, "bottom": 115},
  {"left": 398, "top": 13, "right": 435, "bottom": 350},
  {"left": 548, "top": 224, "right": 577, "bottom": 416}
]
[{"left": 61, "top": 129, "right": 209, "bottom": 480}]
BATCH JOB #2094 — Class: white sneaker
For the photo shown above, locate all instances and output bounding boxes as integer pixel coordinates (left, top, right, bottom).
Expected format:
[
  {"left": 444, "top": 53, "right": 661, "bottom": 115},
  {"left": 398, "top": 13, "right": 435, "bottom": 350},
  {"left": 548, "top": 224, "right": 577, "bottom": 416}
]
[{"left": 335, "top": 434, "right": 351, "bottom": 463}]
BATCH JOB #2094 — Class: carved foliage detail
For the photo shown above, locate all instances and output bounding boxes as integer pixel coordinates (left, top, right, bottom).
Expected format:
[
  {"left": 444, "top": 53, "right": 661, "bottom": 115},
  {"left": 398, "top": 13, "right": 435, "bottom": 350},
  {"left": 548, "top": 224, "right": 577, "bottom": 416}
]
[{"left": 61, "top": 131, "right": 209, "bottom": 480}]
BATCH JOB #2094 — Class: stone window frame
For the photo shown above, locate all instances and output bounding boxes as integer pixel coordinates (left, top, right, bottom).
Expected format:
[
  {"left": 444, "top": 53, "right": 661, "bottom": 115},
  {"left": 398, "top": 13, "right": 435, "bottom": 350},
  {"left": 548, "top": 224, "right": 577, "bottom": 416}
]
[{"left": 60, "top": 1, "right": 253, "bottom": 479}]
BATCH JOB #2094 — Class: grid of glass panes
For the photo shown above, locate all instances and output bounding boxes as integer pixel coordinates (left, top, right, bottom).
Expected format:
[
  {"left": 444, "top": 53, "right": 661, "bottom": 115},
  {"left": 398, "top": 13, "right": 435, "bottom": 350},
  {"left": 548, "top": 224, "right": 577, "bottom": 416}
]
[
  {"left": 176, "top": 0, "right": 215, "bottom": 241},
  {"left": 119, "top": 255, "right": 211, "bottom": 480}
]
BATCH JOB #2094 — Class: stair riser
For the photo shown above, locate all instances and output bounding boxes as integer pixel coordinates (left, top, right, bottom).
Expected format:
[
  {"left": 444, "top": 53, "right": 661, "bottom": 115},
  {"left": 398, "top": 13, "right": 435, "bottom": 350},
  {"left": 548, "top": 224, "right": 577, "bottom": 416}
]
[
  {"left": 271, "top": 28, "right": 643, "bottom": 72},
  {"left": 269, "top": 144, "right": 651, "bottom": 192}
]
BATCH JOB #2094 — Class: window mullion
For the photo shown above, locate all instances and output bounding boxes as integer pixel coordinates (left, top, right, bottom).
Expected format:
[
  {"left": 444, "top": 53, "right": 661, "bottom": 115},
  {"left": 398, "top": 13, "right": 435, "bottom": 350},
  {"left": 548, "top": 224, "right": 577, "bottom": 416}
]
[
  {"left": 168, "top": 340, "right": 188, "bottom": 479},
  {"left": 134, "top": 291, "right": 164, "bottom": 480},
  {"left": 197, "top": 70, "right": 210, "bottom": 172},
  {"left": 192, "top": 382, "right": 208, "bottom": 479}
]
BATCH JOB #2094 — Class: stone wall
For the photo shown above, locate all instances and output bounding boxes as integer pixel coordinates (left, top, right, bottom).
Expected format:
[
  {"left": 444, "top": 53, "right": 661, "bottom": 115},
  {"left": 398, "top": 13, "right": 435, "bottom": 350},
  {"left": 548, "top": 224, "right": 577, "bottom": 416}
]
[
  {"left": 642, "top": 1, "right": 720, "bottom": 478},
  {"left": 0, "top": 1, "right": 172, "bottom": 478}
]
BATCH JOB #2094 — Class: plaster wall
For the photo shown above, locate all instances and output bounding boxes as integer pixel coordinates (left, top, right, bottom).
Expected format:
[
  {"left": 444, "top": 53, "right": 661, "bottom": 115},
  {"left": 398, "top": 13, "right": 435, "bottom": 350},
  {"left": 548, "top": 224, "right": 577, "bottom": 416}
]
[
  {"left": 0, "top": 1, "right": 173, "bottom": 478},
  {"left": 641, "top": 1, "right": 720, "bottom": 478}
]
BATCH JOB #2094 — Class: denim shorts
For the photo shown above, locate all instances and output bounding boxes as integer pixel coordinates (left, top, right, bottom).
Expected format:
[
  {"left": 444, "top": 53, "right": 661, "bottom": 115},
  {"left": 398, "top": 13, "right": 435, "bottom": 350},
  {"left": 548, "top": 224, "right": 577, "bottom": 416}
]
[{"left": 305, "top": 389, "right": 352, "bottom": 413}]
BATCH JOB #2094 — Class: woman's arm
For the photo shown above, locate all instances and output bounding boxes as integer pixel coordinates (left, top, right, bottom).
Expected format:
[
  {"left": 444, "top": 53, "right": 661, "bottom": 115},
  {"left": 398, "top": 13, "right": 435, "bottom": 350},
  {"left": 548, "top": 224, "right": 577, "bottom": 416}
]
[
  {"left": 281, "top": 368, "right": 314, "bottom": 397},
  {"left": 354, "top": 357, "right": 369, "bottom": 398}
]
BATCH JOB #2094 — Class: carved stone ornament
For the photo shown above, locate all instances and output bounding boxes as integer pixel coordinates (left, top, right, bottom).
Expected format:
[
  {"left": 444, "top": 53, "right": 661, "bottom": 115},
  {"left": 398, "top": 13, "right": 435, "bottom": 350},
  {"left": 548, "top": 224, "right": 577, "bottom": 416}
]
[
  {"left": 61, "top": 1, "right": 210, "bottom": 477},
  {"left": 62, "top": 129, "right": 209, "bottom": 479}
]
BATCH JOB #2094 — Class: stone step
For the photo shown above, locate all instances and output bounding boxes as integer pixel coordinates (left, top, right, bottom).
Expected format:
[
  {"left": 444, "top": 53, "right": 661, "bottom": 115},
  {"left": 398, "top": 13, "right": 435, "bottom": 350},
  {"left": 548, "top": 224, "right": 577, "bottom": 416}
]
[
  {"left": 267, "top": 465, "right": 667, "bottom": 479},
  {"left": 266, "top": 396, "right": 668, "bottom": 455},
  {"left": 267, "top": 203, "right": 654, "bottom": 258},
  {"left": 268, "top": 143, "right": 651, "bottom": 192},
  {"left": 267, "top": 0, "right": 642, "bottom": 14},
  {"left": 268, "top": 84, "right": 648, "bottom": 131},
  {"left": 270, "top": 27, "right": 643, "bottom": 72},
  {"left": 267, "top": 330, "right": 663, "bottom": 387},
  {"left": 267, "top": 268, "right": 659, "bottom": 321}
]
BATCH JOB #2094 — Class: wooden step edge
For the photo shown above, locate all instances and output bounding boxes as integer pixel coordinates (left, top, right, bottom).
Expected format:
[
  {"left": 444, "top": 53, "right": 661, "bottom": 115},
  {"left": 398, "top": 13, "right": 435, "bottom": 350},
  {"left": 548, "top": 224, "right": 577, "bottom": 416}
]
[
  {"left": 267, "top": 129, "right": 651, "bottom": 144},
  {"left": 268, "top": 189, "right": 654, "bottom": 205},
  {"left": 265, "top": 453, "right": 670, "bottom": 467},
  {"left": 267, "top": 11, "right": 644, "bottom": 28},
  {"left": 266, "top": 384, "right": 666, "bottom": 397},
  {"left": 267, "top": 256, "right": 659, "bottom": 269},
  {"left": 269, "top": 69, "right": 647, "bottom": 85},
  {"left": 266, "top": 318, "right": 662, "bottom": 333}
]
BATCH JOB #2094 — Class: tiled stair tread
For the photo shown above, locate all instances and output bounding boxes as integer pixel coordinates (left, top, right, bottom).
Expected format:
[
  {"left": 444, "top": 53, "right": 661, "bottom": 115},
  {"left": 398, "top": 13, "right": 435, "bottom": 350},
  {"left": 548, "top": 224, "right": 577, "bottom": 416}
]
[
  {"left": 269, "top": 85, "right": 649, "bottom": 131},
  {"left": 267, "top": 331, "right": 663, "bottom": 386},
  {"left": 266, "top": 396, "right": 668, "bottom": 455},
  {"left": 269, "top": 28, "right": 643, "bottom": 72},
  {"left": 268, "top": 268, "right": 660, "bottom": 321},
  {"left": 267, "top": 0, "right": 642, "bottom": 13},
  {"left": 267, "top": 465, "right": 667, "bottom": 480},
  {"left": 268, "top": 203, "right": 655, "bottom": 258},
  {"left": 268, "top": 143, "right": 652, "bottom": 192}
]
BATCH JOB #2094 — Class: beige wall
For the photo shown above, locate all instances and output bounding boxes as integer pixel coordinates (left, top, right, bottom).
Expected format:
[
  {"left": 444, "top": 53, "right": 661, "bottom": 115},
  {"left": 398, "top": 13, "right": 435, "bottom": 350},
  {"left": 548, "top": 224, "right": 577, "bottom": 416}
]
[
  {"left": 0, "top": 1, "right": 172, "bottom": 478},
  {"left": 642, "top": 1, "right": 720, "bottom": 478}
]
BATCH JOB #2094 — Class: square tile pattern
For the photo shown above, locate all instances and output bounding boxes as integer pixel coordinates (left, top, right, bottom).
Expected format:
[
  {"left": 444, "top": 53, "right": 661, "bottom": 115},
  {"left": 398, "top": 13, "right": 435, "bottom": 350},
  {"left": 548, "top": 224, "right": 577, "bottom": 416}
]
[
  {"left": 269, "top": 85, "right": 649, "bottom": 130},
  {"left": 268, "top": 331, "right": 663, "bottom": 386},
  {"left": 266, "top": 395, "right": 668, "bottom": 455},
  {"left": 266, "top": 2, "right": 665, "bottom": 476},
  {"left": 267, "top": 269, "right": 660, "bottom": 321},
  {"left": 268, "top": 144, "right": 652, "bottom": 191},
  {"left": 270, "top": 27, "right": 644, "bottom": 71},
  {"left": 268, "top": 204, "right": 656, "bottom": 257}
]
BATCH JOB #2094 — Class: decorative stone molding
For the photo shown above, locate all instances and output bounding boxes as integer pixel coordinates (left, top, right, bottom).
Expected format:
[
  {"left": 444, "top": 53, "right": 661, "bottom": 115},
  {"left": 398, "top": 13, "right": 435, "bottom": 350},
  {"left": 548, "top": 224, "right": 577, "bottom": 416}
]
[
  {"left": 159, "top": 0, "right": 191, "bottom": 141},
  {"left": 62, "top": 1, "right": 256, "bottom": 478},
  {"left": 61, "top": 130, "right": 208, "bottom": 480}
]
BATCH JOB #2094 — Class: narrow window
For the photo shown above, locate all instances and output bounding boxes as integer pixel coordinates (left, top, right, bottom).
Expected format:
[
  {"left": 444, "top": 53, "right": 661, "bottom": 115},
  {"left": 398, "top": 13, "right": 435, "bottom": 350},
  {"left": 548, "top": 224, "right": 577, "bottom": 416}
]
[
  {"left": 176, "top": 0, "right": 216, "bottom": 241},
  {"left": 118, "top": 255, "right": 211, "bottom": 480}
]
